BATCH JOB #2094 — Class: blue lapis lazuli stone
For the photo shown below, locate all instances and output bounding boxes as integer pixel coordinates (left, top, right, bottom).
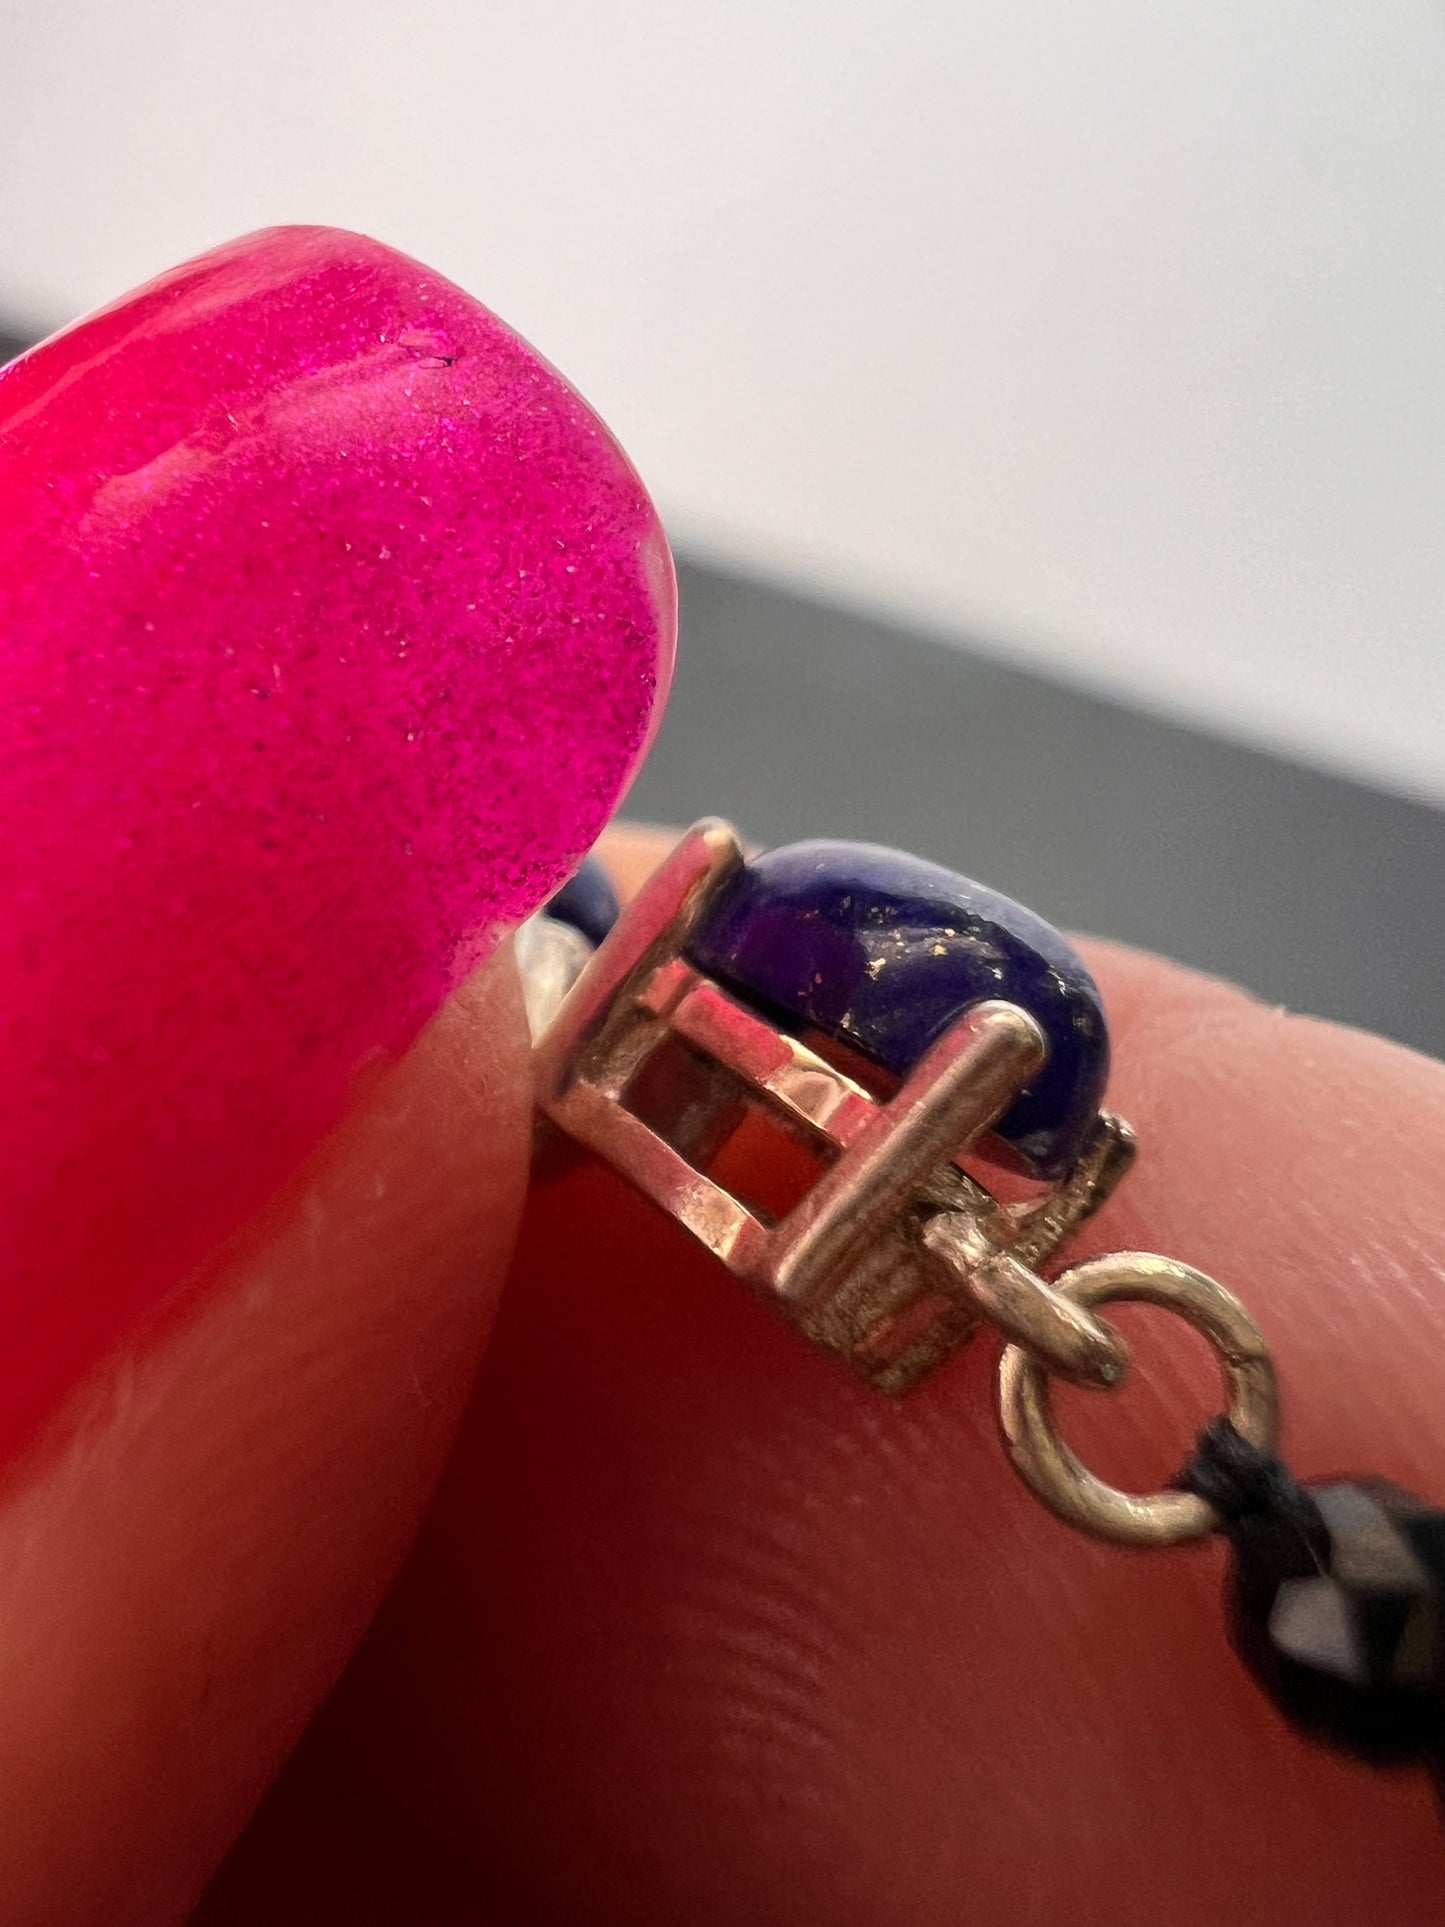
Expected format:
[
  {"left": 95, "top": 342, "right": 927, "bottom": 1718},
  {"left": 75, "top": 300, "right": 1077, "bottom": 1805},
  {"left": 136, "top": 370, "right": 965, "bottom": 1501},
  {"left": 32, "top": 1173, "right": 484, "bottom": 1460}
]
[
  {"left": 544, "top": 853, "right": 621, "bottom": 948},
  {"left": 685, "top": 840, "right": 1109, "bottom": 1181}
]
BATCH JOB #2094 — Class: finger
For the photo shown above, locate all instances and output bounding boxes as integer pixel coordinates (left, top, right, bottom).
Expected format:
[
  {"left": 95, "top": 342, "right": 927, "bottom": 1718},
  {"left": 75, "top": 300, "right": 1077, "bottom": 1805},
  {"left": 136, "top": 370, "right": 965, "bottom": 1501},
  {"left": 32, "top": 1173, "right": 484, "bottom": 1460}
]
[
  {"left": 0, "top": 954, "right": 529, "bottom": 1924},
  {"left": 0, "top": 227, "right": 671, "bottom": 1926},
  {"left": 346, "top": 828, "right": 1445, "bottom": 1925},
  {"left": 0, "top": 225, "right": 668, "bottom": 1469}
]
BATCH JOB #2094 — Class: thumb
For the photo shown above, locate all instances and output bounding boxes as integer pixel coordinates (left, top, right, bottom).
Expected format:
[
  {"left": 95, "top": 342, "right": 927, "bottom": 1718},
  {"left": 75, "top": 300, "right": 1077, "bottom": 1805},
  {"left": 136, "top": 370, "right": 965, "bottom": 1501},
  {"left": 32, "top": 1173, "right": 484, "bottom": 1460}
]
[
  {"left": 0, "top": 227, "right": 672, "bottom": 1923},
  {"left": 0, "top": 952, "right": 530, "bottom": 1924}
]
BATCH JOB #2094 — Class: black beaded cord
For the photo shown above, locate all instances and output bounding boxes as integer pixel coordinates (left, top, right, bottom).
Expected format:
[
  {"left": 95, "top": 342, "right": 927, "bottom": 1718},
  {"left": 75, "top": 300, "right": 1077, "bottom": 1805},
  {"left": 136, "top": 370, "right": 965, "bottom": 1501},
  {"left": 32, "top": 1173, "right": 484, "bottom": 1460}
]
[{"left": 1177, "top": 1418, "right": 1445, "bottom": 1771}]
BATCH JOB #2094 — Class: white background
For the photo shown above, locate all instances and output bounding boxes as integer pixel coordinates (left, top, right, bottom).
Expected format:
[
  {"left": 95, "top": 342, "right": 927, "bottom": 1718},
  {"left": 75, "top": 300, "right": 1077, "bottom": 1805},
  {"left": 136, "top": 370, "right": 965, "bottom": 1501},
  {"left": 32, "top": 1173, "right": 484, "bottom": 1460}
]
[{"left": 3, "top": 1, "right": 1444, "bottom": 801}]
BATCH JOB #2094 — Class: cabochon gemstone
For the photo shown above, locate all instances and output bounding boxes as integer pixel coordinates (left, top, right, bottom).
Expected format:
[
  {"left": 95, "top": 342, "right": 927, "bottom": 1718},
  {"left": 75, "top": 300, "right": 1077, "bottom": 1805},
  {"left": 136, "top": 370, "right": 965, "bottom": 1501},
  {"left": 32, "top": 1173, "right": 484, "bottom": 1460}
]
[
  {"left": 544, "top": 853, "right": 621, "bottom": 947},
  {"left": 685, "top": 841, "right": 1108, "bottom": 1179}
]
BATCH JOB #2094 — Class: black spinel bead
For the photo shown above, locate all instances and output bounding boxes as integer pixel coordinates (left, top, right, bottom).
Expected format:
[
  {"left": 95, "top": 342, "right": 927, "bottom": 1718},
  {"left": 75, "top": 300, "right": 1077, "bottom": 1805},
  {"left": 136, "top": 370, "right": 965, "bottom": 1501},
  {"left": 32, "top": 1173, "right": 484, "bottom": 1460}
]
[{"left": 1227, "top": 1477, "right": 1445, "bottom": 1762}]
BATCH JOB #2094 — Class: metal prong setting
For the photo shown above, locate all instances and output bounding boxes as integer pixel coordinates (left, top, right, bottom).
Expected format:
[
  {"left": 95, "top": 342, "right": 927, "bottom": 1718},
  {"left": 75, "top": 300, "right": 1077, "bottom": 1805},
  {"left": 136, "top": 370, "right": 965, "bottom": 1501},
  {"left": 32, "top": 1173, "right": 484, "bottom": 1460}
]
[{"left": 532, "top": 822, "right": 1141, "bottom": 1394}]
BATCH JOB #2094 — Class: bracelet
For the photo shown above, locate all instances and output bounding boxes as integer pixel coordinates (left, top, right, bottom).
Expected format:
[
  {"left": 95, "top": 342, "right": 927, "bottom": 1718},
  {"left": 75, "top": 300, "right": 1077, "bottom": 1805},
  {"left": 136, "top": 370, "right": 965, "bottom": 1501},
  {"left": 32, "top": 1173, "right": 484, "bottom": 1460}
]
[{"left": 521, "top": 821, "right": 1445, "bottom": 1779}]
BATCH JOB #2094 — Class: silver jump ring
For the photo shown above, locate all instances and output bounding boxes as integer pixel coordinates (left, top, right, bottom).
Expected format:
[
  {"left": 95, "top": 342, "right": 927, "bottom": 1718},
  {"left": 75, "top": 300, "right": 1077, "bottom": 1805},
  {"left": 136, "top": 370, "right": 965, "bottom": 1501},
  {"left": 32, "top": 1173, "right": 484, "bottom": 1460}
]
[{"left": 995, "top": 1252, "right": 1279, "bottom": 1547}]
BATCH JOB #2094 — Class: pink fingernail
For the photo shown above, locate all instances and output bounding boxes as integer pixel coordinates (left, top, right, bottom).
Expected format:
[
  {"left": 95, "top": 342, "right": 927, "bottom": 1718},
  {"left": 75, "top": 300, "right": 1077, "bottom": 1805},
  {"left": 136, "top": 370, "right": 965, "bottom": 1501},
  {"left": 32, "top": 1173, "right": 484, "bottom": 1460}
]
[{"left": 0, "top": 225, "right": 674, "bottom": 1455}]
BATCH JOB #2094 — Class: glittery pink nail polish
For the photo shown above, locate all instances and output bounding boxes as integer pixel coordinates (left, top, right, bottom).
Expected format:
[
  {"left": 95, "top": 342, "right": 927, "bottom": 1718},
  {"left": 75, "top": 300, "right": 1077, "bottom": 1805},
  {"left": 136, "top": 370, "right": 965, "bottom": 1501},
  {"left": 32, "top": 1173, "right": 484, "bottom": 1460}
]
[{"left": 0, "top": 226, "right": 674, "bottom": 1456}]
